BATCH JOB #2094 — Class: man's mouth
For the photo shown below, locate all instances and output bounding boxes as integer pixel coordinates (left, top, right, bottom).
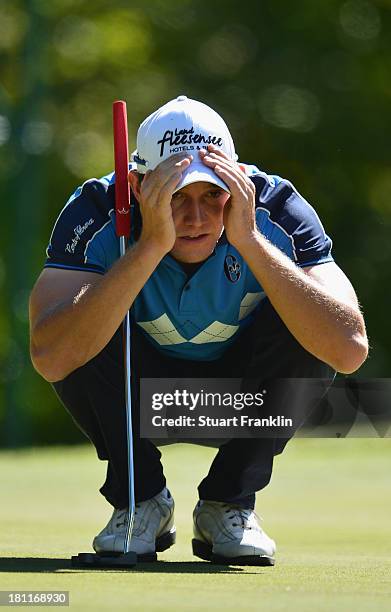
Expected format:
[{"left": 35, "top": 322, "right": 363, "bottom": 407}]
[{"left": 179, "top": 234, "right": 208, "bottom": 242}]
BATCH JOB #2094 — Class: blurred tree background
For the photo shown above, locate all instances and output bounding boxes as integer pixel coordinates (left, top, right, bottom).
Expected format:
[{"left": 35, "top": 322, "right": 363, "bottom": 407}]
[{"left": 0, "top": 0, "right": 390, "bottom": 446}]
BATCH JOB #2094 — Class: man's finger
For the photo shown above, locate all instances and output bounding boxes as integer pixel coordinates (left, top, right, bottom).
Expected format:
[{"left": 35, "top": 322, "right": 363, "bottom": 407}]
[
  {"left": 142, "top": 153, "right": 191, "bottom": 186},
  {"left": 214, "top": 164, "right": 252, "bottom": 200},
  {"left": 142, "top": 162, "right": 187, "bottom": 207},
  {"left": 203, "top": 144, "right": 231, "bottom": 161},
  {"left": 200, "top": 150, "right": 239, "bottom": 172},
  {"left": 141, "top": 157, "right": 191, "bottom": 201},
  {"left": 215, "top": 162, "right": 254, "bottom": 192},
  {"left": 202, "top": 153, "right": 251, "bottom": 191},
  {"left": 201, "top": 148, "right": 249, "bottom": 180},
  {"left": 155, "top": 153, "right": 193, "bottom": 174},
  {"left": 158, "top": 170, "right": 184, "bottom": 202}
]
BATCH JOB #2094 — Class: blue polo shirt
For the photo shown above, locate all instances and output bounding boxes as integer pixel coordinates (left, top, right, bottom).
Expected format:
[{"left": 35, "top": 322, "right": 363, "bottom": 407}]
[{"left": 45, "top": 164, "right": 333, "bottom": 360}]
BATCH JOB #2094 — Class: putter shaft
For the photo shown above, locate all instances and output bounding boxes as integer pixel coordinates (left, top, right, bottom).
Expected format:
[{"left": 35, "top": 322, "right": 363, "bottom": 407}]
[{"left": 120, "top": 235, "right": 135, "bottom": 554}]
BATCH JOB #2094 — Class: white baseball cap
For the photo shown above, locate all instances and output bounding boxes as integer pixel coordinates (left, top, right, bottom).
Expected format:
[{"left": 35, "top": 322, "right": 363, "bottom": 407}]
[{"left": 131, "top": 95, "right": 237, "bottom": 193}]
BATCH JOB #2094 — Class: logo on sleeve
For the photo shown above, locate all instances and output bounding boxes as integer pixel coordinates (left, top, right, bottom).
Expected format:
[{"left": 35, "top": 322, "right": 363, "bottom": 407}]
[
  {"left": 224, "top": 254, "right": 241, "bottom": 283},
  {"left": 65, "top": 218, "right": 95, "bottom": 254}
]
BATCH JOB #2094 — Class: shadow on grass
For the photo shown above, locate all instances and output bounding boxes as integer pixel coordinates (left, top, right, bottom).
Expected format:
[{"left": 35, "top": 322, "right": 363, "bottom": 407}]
[{"left": 0, "top": 558, "right": 262, "bottom": 574}]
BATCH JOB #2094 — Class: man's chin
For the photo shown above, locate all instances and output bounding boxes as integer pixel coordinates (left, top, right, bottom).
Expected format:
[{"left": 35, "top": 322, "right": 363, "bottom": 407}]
[
  {"left": 170, "top": 242, "right": 215, "bottom": 264},
  {"left": 171, "top": 252, "right": 212, "bottom": 264}
]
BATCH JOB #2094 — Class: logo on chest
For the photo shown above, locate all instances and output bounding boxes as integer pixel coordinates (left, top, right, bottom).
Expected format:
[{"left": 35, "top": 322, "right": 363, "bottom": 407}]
[{"left": 224, "top": 254, "right": 241, "bottom": 283}]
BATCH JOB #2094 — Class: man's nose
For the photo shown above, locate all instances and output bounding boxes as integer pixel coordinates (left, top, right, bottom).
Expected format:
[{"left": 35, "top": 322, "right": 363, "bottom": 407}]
[{"left": 184, "top": 200, "right": 204, "bottom": 226}]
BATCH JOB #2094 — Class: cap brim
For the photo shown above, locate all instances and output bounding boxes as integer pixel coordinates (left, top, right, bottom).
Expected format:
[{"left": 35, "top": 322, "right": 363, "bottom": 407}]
[{"left": 173, "top": 163, "right": 230, "bottom": 194}]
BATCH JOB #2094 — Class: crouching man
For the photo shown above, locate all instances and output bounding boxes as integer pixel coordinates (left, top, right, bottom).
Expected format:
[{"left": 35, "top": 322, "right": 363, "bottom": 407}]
[{"left": 29, "top": 95, "right": 368, "bottom": 565}]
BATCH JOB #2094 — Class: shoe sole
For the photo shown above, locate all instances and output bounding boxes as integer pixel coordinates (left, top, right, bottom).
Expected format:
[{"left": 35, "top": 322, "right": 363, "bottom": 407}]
[
  {"left": 192, "top": 538, "right": 275, "bottom": 566},
  {"left": 97, "top": 528, "right": 176, "bottom": 563}
]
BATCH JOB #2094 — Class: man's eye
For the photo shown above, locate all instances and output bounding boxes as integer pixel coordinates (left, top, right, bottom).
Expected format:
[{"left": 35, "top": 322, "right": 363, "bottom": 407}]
[
  {"left": 208, "top": 190, "right": 224, "bottom": 198},
  {"left": 172, "top": 192, "right": 184, "bottom": 200}
]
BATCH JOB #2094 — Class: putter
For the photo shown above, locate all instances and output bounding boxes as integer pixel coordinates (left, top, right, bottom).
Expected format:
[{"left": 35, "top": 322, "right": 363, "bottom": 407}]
[{"left": 71, "top": 101, "right": 137, "bottom": 569}]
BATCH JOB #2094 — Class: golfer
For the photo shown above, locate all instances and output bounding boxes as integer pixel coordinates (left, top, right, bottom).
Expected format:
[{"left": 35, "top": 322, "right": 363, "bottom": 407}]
[{"left": 29, "top": 95, "right": 368, "bottom": 565}]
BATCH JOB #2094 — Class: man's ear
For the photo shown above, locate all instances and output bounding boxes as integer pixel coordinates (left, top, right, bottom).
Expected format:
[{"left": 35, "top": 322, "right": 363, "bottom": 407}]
[{"left": 128, "top": 170, "right": 141, "bottom": 200}]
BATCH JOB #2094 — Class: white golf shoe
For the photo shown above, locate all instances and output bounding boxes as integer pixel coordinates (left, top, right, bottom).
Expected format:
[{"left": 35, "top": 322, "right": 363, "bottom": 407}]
[
  {"left": 93, "top": 487, "right": 176, "bottom": 561},
  {"left": 192, "top": 500, "right": 276, "bottom": 566}
]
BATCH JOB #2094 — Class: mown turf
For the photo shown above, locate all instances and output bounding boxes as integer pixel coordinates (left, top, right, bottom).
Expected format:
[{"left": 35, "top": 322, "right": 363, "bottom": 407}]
[{"left": 0, "top": 439, "right": 390, "bottom": 611}]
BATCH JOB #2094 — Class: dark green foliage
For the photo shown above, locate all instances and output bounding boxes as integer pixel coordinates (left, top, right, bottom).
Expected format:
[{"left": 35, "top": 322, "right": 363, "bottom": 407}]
[{"left": 0, "top": 0, "right": 389, "bottom": 445}]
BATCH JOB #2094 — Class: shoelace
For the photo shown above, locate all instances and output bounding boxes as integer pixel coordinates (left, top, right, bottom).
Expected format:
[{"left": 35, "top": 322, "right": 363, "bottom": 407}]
[{"left": 222, "top": 505, "right": 262, "bottom": 530}]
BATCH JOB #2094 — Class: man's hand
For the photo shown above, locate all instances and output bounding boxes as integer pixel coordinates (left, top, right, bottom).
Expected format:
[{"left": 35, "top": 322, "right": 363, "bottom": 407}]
[
  {"left": 199, "top": 145, "right": 256, "bottom": 250},
  {"left": 131, "top": 153, "right": 192, "bottom": 255}
]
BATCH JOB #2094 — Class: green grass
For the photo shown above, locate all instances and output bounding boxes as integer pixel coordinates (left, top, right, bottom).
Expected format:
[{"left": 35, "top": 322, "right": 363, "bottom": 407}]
[{"left": 1, "top": 439, "right": 391, "bottom": 611}]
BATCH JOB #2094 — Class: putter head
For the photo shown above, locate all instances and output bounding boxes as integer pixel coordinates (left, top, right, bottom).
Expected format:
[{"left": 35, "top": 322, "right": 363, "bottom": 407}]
[{"left": 71, "top": 551, "right": 137, "bottom": 568}]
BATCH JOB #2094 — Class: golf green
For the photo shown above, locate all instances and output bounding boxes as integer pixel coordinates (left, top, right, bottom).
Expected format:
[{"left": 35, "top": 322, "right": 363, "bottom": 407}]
[{"left": 0, "top": 439, "right": 390, "bottom": 611}]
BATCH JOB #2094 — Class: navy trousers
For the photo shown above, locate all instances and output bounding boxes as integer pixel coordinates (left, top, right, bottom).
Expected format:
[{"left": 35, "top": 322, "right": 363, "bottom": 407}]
[{"left": 53, "top": 299, "right": 335, "bottom": 509}]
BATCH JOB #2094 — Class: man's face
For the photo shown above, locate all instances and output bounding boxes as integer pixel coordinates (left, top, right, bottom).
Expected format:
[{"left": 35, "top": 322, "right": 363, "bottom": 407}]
[{"left": 169, "top": 181, "right": 230, "bottom": 264}]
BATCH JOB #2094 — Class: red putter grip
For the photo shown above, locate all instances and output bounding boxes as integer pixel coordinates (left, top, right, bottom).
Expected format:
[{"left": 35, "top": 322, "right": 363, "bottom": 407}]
[{"left": 113, "top": 100, "right": 130, "bottom": 238}]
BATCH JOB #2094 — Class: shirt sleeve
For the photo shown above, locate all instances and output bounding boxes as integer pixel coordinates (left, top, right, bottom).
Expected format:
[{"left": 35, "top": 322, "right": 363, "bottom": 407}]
[
  {"left": 253, "top": 173, "right": 334, "bottom": 267},
  {"left": 44, "top": 178, "right": 116, "bottom": 275}
]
